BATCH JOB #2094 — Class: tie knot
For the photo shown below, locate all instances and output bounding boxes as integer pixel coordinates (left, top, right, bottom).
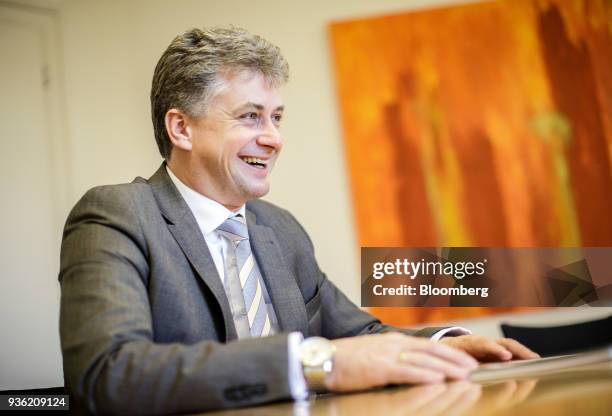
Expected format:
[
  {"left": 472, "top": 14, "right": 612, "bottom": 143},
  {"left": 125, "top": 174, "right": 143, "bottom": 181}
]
[{"left": 216, "top": 215, "right": 248, "bottom": 242}]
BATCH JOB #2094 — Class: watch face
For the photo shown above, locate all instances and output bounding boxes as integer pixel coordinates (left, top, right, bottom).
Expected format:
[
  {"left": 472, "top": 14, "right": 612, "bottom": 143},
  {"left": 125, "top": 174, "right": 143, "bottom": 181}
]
[{"left": 301, "top": 337, "right": 334, "bottom": 367}]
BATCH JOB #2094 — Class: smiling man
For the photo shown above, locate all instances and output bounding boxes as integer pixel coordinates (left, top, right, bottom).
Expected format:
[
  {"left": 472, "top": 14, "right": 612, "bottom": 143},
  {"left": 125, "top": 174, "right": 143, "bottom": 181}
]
[
  {"left": 163, "top": 69, "right": 284, "bottom": 210},
  {"left": 59, "top": 27, "right": 537, "bottom": 415}
]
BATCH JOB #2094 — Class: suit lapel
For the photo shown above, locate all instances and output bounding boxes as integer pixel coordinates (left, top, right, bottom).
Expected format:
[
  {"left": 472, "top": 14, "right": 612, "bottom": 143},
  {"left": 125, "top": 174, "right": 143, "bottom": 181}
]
[
  {"left": 146, "top": 164, "right": 237, "bottom": 341},
  {"left": 246, "top": 209, "right": 308, "bottom": 335}
]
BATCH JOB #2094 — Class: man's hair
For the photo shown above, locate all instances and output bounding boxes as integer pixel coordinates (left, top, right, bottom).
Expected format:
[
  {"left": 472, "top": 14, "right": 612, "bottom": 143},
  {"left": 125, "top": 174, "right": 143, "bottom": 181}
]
[{"left": 150, "top": 27, "right": 290, "bottom": 160}]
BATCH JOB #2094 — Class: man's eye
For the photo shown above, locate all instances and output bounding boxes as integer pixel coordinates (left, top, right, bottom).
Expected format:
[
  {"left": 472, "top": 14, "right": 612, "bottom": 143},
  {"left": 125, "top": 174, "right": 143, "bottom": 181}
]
[
  {"left": 272, "top": 114, "right": 283, "bottom": 125},
  {"left": 241, "top": 112, "right": 259, "bottom": 120}
]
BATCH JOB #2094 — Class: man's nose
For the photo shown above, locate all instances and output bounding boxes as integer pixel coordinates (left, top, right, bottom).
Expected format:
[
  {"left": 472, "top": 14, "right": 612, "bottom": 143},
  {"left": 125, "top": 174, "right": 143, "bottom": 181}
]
[{"left": 257, "top": 120, "right": 282, "bottom": 150}]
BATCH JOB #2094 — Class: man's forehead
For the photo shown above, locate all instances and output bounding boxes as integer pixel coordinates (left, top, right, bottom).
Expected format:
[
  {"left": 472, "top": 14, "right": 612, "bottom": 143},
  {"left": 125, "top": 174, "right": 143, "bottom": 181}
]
[{"left": 211, "top": 71, "right": 284, "bottom": 111}]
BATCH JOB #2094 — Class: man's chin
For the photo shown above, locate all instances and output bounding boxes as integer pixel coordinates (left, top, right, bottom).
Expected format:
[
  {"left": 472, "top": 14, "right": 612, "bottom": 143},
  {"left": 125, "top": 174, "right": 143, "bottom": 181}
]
[
  {"left": 238, "top": 182, "right": 270, "bottom": 202},
  {"left": 247, "top": 185, "right": 270, "bottom": 200}
]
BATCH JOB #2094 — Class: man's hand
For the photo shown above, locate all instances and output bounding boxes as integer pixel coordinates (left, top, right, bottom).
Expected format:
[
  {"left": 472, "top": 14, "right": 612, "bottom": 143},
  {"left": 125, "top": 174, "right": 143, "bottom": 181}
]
[
  {"left": 325, "top": 332, "right": 478, "bottom": 392},
  {"left": 439, "top": 335, "right": 540, "bottom": 362}
]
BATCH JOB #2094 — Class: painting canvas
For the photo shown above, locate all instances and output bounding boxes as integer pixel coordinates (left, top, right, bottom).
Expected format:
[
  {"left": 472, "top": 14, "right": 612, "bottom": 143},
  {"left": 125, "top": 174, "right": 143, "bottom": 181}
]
[{"left": 330, "top": 0, "right": 612, "bottom": 325}]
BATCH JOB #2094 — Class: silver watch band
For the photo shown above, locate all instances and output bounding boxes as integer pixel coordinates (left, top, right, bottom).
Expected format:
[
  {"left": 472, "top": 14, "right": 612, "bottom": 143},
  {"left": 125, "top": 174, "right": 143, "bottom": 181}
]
[{"left": 300, "top": 336, "right": 335, "bottom": 393}]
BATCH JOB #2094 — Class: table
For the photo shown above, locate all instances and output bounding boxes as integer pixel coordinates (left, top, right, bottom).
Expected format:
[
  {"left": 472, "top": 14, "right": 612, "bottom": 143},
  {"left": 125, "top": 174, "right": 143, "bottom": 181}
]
[{"left": 204, "top": 361, "right": 612, "bottom": 415}]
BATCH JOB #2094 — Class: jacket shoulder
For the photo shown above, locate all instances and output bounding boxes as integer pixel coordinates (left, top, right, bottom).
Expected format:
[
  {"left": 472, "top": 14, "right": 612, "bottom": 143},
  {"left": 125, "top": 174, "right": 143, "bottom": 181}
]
[
  {"left": 73, "top": 179, "right": 152, "bottom": 211},
  {"left": 64, "top": 179, "right": 156, "bottom": 234}
]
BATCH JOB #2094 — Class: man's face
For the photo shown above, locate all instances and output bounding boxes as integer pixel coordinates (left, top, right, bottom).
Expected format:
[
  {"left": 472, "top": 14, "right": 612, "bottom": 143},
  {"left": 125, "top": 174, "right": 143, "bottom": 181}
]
[{"left": 187, "top": 70, "right": 284, "bottom": 209}]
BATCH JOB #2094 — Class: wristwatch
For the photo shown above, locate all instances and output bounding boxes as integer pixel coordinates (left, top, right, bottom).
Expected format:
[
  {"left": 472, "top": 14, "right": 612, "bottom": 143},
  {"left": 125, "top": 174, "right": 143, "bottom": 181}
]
[{"left": 299, "top": 336, "right": 336, "bottom": 393}]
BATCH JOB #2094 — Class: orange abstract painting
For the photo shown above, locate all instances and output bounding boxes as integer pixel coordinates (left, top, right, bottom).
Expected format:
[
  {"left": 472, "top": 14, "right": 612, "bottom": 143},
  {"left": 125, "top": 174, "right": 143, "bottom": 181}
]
[{"left": 330, "top": 0, "right": 612, "bottom": 326}]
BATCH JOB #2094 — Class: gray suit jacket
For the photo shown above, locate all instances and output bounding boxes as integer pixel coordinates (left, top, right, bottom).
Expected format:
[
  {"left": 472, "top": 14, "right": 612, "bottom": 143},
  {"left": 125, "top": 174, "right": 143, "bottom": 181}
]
[{"left": 59, "top": 164, "right": 444, "bottom": 415}]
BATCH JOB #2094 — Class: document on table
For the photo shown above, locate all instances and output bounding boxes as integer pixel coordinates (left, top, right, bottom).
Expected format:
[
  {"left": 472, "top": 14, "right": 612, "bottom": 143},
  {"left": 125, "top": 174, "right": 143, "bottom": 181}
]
[{"left": 470, "top": 345, "right": 612, "bottom": 382}]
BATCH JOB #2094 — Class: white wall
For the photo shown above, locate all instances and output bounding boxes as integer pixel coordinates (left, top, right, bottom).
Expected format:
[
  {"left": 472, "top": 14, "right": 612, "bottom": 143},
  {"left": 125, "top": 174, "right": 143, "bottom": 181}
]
[
  {"left": 58, "top": 0, "right": 476, "bottom": 303},
  {"left": 0, "top": 3, "right": 64, "bottom": 390}
]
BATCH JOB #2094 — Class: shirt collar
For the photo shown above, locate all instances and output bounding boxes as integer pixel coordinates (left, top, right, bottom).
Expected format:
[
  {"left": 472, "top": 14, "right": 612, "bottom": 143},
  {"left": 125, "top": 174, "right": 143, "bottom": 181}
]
[{"left": 166, "top": 165, "right": 246, "bottom": 236}]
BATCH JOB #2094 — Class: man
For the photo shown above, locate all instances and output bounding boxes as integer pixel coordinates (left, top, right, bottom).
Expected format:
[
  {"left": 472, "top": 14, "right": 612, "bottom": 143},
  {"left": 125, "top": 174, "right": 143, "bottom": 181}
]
[{"left": 59, "top": 27, "right": 537, "bottom": 415}]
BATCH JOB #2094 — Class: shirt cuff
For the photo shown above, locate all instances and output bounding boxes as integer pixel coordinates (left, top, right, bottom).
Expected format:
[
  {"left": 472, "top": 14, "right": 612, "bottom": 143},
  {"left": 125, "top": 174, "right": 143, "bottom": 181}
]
[
  {"left": 287, "top": 331, "right": 308, "bottom": 400},
  {"left": 430, "top": 326, "right": 471, "bottom": 343}
]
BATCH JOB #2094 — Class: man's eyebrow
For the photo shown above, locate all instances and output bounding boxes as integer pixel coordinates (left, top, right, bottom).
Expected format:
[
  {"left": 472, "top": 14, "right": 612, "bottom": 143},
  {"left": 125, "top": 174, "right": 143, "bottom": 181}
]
[{"left": 234, "top": 102, "right": 284, "bottom": 112}]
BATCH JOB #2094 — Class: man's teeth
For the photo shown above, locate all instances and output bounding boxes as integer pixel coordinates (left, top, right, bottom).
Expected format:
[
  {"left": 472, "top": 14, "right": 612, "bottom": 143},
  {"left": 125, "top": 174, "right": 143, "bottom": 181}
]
[{"left": 241, "top": 156, "right": 267, "bottom": 166}]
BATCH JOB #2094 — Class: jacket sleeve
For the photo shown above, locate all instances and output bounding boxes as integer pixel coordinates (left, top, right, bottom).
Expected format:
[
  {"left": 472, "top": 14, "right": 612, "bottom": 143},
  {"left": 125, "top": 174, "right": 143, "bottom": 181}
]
[{"left": 59, "top": 186, "right": 292, "bottom": 415}]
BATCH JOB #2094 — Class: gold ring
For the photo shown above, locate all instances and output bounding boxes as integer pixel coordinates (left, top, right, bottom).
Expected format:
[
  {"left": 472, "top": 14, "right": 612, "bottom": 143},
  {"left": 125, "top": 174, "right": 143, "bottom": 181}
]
[{"left": 398, "top": 351, "right": 410, "bottom": 363}]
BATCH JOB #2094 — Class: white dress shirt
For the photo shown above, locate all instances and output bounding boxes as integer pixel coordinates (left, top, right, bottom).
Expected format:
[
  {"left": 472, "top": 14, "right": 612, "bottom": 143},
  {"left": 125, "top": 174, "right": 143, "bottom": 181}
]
[{"left": 166, "top": 166, "right": 469, "bottom": 400}]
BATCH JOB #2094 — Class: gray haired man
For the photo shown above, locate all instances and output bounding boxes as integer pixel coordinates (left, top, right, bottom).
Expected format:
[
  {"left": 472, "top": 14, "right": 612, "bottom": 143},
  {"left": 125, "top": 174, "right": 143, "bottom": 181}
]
[{"left": 59, "top": 27, "right": 538, "bottom": 415}]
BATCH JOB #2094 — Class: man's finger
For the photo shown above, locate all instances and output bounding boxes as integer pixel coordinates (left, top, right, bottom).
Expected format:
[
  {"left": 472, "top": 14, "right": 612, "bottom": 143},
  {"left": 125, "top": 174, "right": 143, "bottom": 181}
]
[
  {"left": 398, "top": 351, "right": 470, "bottom": 380},
  {"left": 497, "top": 338, "right": 540, "bottom": 359},
  {"left": 472, "top": 339, "right": 512, "bottom": 361},
  {"left": 413, "top": 340, "right": 479, "bottom": 369},
  {"left": 390, "top": 362, "right": 445, "bottom": 385}
]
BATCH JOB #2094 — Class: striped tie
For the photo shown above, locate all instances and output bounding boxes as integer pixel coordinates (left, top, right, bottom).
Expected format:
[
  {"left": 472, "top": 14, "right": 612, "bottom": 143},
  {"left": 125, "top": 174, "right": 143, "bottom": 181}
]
[{"left": 216, "top": 215, "right": 272, "bottom": 338}]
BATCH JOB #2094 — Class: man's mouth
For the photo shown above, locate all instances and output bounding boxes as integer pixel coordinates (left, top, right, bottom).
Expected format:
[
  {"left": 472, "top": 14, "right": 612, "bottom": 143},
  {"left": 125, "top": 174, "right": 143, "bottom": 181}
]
[{"left": 240, "top": 156, "right": 268, "bottom": 169}]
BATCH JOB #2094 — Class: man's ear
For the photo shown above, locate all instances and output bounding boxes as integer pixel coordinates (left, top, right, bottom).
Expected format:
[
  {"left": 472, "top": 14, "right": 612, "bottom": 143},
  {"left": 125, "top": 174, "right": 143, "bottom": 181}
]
[{"left": 165, "top": 108, "right": 193, "bottom": 151}]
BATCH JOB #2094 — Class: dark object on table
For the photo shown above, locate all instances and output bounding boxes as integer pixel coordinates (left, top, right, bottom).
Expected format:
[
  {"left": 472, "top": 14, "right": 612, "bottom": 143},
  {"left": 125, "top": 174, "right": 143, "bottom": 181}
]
[{"left": 501, "top": 315, "right": 612, "bottom": 357}]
